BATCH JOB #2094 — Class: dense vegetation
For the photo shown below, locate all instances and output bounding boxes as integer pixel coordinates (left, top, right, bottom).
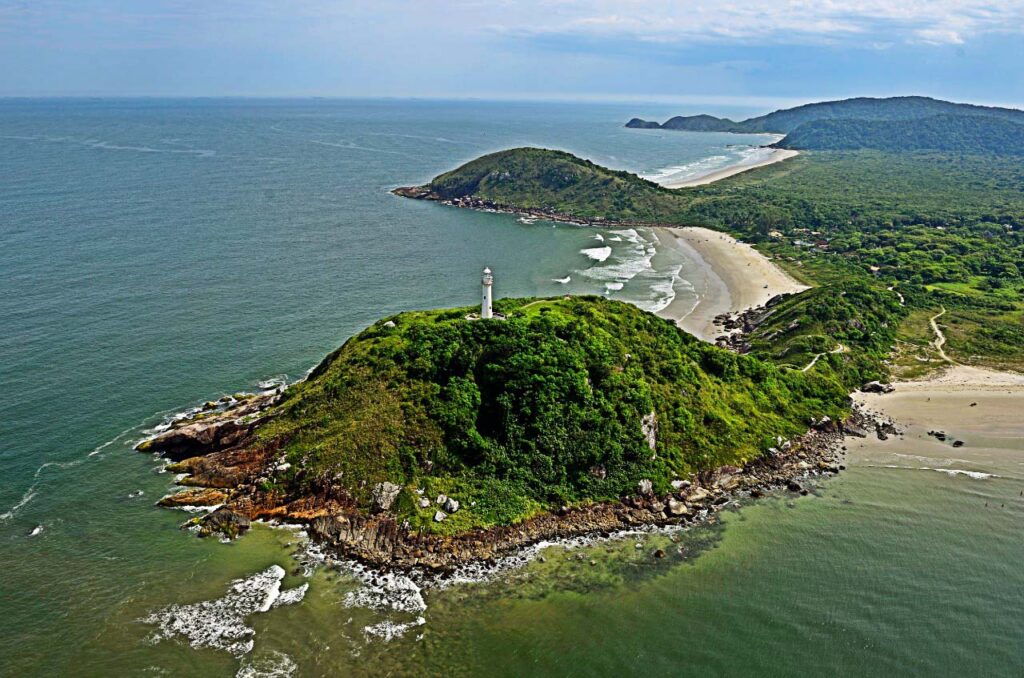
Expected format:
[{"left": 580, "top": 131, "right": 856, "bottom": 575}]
[
  {"left": 255, "top": 297, "right": 848, "bottom": 533},
  {"left": 412, "top": 147, "right": 1024, "bottom": 373},
  {"left": 775, "top": 115, "right": 1024, "bottom": 155},
  {"left": 626, "top": 95, "right": 1024, "bottom": 134}
]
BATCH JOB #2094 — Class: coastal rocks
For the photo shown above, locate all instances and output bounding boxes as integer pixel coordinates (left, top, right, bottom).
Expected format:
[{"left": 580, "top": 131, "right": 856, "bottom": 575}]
[
  {"left": 637, "top": 479, "right": 654, "bottom": 496},
  {"left": 666, "top": 498, "right": 690, "bottom": 516},
  {"left": 372, "top": 482, "right": 402, "bottom": 513},
  {"left": 686, "top": 487, "right": 711, "bottom": 503},
  {"left": 137, "top": 417, "right": 251, "bottom": 460},
  {"left": 158, "top": 487, "right": 227, "bottom": 508},
  {"left": 199, "top": 507, "right": 251, "bottom": 539},
  {"left": 861, "top": 380, "right": 895, "bottom": 394},
  {"left": 136, "top": 392, "right": 278, "bottom": 461},
  {"left": 841, "top": 422, "right": 869, "bottom": 438}
]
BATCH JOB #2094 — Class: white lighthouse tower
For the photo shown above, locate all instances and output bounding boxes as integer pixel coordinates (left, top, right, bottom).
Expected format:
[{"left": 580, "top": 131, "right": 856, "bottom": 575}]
[{"left": 481, "top": 267, "right": 494, "bottom": 319}]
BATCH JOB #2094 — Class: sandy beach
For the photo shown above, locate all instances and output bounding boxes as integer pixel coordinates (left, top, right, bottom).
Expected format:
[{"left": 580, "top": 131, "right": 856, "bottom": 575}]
[
  {"left": 857, "top": 364, "right": 1023, "bottom": 439},
  {"left": 652, "top": 226, "right": 809, "bottom": 342},
  {"left": 853, "top": 365, "right": 1024, "bottom": 486},
  {"left": 660, "top": 149, "right": 799, "bottom": 189}
]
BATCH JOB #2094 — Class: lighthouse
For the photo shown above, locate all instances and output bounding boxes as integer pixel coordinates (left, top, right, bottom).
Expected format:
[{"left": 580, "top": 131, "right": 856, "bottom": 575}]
[{"left": 481, "top": 267, "right": 494, "bottom": 319}]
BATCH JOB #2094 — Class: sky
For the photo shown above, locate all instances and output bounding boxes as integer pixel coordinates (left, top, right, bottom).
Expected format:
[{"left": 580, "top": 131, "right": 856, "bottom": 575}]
[{"left": 1, "top": 0, "right": 1023, "bottom": 109}]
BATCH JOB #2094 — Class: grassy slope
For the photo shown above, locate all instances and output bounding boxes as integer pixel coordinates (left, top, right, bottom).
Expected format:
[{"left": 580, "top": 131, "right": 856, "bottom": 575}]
[
  {"left": 419, "top": 148, "right": 1024, "bottom": 373},
  {"left": 254, "top": 297, "right": 848, "bottom": 534}
]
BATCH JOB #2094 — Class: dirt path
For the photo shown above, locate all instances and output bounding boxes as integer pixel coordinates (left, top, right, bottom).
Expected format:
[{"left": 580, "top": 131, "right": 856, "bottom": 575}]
[
  {"left": 929, "top": 307, "right": 955, "bottom": 364},
  {"left": 801, "top": 343, "right": 847, "bottom": 372}
]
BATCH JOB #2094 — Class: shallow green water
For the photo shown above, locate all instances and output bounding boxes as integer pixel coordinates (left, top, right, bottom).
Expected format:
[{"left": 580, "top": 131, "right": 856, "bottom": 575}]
[{"left": 2, "top": 100, "right": 1022, "bottom": 677}]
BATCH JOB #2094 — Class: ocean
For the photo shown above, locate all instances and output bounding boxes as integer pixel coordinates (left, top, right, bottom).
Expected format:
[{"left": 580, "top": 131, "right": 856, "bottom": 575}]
[{"left": 1, "top": 99, "right": 1021, "bottom": 677}]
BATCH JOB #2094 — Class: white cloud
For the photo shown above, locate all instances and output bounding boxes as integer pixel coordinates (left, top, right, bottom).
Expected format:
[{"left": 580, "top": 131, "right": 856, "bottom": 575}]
[{"left": 482, "top": 0, "right": 1024, "bottom": 46}]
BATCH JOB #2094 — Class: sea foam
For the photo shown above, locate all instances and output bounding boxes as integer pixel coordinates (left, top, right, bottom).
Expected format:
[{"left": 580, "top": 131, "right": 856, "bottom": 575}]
[
  {"left": 580, "top": 246, "right": 612, "bottom": 262},
  {"left": 143, "top": 565, "right": 307, "bottom": 657}
]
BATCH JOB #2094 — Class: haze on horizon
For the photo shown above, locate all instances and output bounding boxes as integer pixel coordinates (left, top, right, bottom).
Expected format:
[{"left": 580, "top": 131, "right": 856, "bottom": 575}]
[{"left": 1, "top": 0, "right": 1023, "bottom": 111}]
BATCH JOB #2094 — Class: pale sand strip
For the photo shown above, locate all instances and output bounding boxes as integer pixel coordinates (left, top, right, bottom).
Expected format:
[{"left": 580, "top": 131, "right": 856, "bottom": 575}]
[
  {"left": 660, "top": 149, "right": 799, "bottom": 189},
  {"left": 651, "top": 226, "right": 809, "bottom": 342},
  {"left": 855, "top": 366, "right": 1024, "bottom": 454}
]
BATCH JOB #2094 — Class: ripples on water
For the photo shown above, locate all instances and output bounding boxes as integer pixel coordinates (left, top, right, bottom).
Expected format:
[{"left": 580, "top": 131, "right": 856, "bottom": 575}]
[{"left": 1, "top": 99, "right": 1022, "bottom": 676}]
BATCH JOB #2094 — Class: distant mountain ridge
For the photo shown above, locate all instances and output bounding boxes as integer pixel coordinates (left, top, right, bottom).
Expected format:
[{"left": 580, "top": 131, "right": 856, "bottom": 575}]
[
  {"left": 626, "top": 96, "right": 1024, "bottom": 134},
  {"left": 773, "top": 114, "right": 1024, "bottom": 155}
]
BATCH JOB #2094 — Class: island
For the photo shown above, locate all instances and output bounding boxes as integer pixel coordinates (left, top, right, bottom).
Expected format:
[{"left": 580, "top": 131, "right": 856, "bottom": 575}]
[
  {"left": 146, "top": 95, "right": 1024, "bottom": 574},
  {"left": 141, "top": 294, "right": 879, "bottom": 570}
]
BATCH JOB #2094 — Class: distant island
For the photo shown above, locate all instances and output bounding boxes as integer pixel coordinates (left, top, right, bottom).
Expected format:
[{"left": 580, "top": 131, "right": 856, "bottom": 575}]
[{"left": 628, "top": 96, "right": 1024, "bottom": 155}]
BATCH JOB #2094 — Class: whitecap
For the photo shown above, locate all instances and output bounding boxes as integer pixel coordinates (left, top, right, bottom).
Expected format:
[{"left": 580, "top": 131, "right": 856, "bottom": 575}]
[
  {"left": 142, "top": 565, "right": 307, "bottom": 657},
  {"left": 552, "top": 276, "right": 571, "bottom": 284},
  {"left": 605, "top": 282, "right": 624, "bottom": 292},
  {"left": 594, "top": 233, "right": 605, "bottom": 242},
  {"left": 362, "top": 617, "right": 426, "bottom": 642},
  {"left": 580, "top": 246, "right": 612, "bottom": 262},
  {"left": 636, "top": 265, "right": 684, "bottom": 314},
  {"left": 342, "top": 570, "right": 426, "bottom": 614},
  {"left": 925, "top": 467, "right": 995, "bottom": 479},
  {"left": 236, "top": 651, "right": 298, "bottom": 678},
  {"left": 29, "top": 525, "right": 43, "bottom": 537},
  {"left": 1, "top": 484, "right": 38, "bottom": 522}
]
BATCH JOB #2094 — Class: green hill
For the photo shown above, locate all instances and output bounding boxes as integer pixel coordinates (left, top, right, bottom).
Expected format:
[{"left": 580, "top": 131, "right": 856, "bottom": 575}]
[
  {"left": 774, "top": 114, "right": 1024, "bottom": 155},
  {"left": 252, "top": 297, "right": 848, "bottom": 533},
  {"left": 627, "top": 96, "right": 1024, "bottom": 134},
  {"left": 404, "top": 146, "right": 682, "bottom": 220}
]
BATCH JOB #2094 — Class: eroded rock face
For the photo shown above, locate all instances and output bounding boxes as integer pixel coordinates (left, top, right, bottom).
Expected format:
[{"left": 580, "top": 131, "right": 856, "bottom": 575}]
[
  {"left": 372, "top": 482, "right": 401, "bottom": 513},
  {"left": 137, "top": 393, "right": 277, "bottom": 461}
]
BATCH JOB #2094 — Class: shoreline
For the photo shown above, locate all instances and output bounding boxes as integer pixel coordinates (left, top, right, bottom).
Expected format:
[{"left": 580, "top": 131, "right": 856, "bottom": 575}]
[
  {"left": 651, "top": 226, "right": 809, "bottom": 342},
  {"left": 150, "top": 394, "right": 869, "bottom": 573},
  {"left": 659, "top": 148, "right": 799, "bottom": 189},
  {"left": 388, "top": 192, "right": 810, "bottom": 344}
]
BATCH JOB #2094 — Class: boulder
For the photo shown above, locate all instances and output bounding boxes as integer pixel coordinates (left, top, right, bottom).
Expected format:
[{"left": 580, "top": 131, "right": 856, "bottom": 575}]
[
  {"left": 666, "top": 498, "right": 690, "bottom": 517},
  {"left": 686, "top": 487, "right": 710, "bottom": 503},
  {"left": 637, "top": 479, "right": 654, "bottom": 496},
  {"left": 418, "top": 498, "right": 431, "bottom": 509},
  {"left": 443, "top": 497, "right": 460, "bottom": 513},
  {"left": 433, "top": 510, "right": 447, "bottom": 523},
  {"left": 786, "top": 480, "right": 802, "bottom": 493},
  {"left": 861, "top": 380, "right": 895, "bottom": 394},
  {"left": 199, "top": 507, "right": 250, "bottom": 539},
  {"left": 371, "top": 482, "right": 401, "bottom": 512},
  {"left": 841, "top": 422, "right": 868, "bottom": 438}
]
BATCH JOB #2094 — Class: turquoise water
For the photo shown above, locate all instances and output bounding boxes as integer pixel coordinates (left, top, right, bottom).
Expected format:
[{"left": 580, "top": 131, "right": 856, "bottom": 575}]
[{"left": 2, "top": 100, "right": 1022, "bottom": 676}]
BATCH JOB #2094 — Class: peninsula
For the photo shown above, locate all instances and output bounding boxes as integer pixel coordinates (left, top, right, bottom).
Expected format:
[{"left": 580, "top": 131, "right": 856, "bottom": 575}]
[{"left": 149, "top": 95, "right": 1024, "bottom": 572}]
